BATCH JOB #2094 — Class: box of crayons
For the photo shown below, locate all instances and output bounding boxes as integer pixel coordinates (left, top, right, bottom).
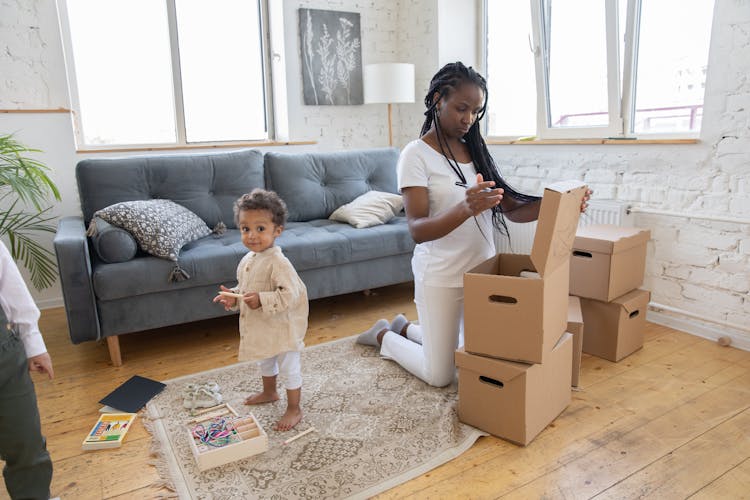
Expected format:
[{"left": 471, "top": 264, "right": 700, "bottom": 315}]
[
  {"left": 82, "top": 412, "right": 137, "bottom": 450},
  {"left": 186, "top": 403, "right": 268, "bottom": 471}
]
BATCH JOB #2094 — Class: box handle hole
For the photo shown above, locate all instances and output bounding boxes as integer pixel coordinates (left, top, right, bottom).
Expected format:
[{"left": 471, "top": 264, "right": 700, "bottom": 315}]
[
  {"left": 489, "top": 295, "right": 518, "bottom": 304},
  {"left": 629, "top": 310, "right": 640, "bottom": 319},
  {"left": 479, "top": 376, "right": 504, "bottom": 388},
  {"left": 573, "top": 250, "right": 593, "bottom": 258}
]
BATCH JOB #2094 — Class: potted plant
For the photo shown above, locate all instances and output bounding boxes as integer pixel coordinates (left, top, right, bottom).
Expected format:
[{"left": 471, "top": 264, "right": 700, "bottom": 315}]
[{"left": 0, "top": 133, "right": 61, "bottom": 289}]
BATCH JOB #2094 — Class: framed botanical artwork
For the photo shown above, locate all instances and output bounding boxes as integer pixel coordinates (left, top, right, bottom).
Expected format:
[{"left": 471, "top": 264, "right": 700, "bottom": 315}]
[{"left": 299, "top": 8, "right": 363, "bottom": 105}]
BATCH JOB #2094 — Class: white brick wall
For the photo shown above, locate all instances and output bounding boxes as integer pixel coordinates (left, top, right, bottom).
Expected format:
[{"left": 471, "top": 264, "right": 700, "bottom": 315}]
[{"left": 285, "top": 0, "right": 436, "bottom": 150}]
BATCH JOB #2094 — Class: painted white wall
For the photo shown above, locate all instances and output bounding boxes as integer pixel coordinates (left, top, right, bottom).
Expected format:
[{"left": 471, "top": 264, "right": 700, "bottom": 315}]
[
  {"left": 1, "top": 1, "right": 748, "bottom": 348},
  {"left": 437, "top": 0, "right": 480, "bottom": 69}
]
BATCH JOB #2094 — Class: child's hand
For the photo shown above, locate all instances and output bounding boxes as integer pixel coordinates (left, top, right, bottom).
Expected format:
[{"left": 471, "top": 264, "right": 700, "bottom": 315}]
[
  {"left": 213, "top": 285, "right": 237, "bottom": 310},
  {"left": 243, "top": 292, "right": 261, "bottom": 310}
]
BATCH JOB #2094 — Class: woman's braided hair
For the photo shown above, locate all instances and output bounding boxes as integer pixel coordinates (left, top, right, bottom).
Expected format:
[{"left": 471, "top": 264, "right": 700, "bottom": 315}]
[{"left": 421, "top": 62, "right": 541, "bottom": 235}]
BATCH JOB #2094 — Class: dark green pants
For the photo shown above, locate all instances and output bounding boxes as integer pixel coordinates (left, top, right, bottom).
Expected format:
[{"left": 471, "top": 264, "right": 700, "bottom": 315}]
[{"left": 0, "top": 318, "right": 52, "bottom": 500}]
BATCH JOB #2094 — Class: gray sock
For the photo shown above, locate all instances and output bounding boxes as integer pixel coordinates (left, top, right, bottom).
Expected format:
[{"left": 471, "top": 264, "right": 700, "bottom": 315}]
[
  {"left": 356, "top": 319, "right": 389, "bottom": 347},
  {"left": 390, "top": 314, "right": 409, "bottom": 336}
]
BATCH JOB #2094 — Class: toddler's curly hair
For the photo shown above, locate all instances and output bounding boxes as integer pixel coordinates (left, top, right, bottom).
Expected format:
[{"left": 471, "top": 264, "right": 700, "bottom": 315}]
[{"left": 234, "top": 189, "right": 288, "bottom": 227}]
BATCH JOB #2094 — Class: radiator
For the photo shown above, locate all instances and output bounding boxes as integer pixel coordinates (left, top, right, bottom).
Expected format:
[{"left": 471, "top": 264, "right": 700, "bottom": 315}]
[{"left": 494, "top": 199, "right": 633, "bottom": 254}]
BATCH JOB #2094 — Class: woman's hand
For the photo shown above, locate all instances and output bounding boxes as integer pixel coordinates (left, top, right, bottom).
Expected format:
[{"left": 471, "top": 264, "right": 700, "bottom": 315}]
[
  {"left": 464, "top": 173, "right": 503, "bottom": 216},
  {"left": 581, "top": 188, "right": 593, "bottom": 213}
]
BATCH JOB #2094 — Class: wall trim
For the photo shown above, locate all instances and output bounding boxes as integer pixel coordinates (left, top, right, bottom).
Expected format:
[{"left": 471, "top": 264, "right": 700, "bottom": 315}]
[
  {"left": 37, "top": 297, "right": 64, "bottom": 310},
  {"left": 647, "top": 308, "right": 750, "bottom": 353}
]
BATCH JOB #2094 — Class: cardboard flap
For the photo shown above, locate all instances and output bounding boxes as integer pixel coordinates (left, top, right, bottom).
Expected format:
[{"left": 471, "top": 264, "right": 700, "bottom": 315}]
[
  {"left": 455, "top": 348, "right": 528, "bottom": 383},
  {"left": 613, "top": 289, "right": 651, "bottom": 315},
  {"left": 531, "top": 181, "right": 588, "bottom": 276},
  {"left": 567, "top": 295, "right": 583, "bottom": 325},
  {"left": 574, "top": 225, "right": 650, "bottom": 254}
]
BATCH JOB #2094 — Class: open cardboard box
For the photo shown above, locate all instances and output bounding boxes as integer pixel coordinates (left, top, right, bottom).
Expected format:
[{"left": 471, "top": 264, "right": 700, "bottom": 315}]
[
  {"left": 455, "top": 333, "right": 573, "bottom": 446},
  {"left": 580, "top": 289, "right": 651, "bottom": 362},
  {"left": 567, "top": 295, "right": 584, "bottom": 387},
  {"left": 570, "top": 224, "right": 650, "bottom": 302},
  {"left": 464, "top": 180, "right": 588, "bottom": 364}
]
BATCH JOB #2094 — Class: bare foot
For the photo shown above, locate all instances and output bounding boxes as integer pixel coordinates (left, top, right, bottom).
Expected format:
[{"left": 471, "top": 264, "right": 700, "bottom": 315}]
[
  {"left": 274, "top": 407, "right": 302, "bottom": 431},
  {"left": 244, "top": 391, "right": 280, "bottom": 405}
]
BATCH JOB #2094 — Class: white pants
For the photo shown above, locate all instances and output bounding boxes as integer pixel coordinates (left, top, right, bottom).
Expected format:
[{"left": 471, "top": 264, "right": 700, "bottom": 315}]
[
  {"left": 258, "top": 351, "right": 302, "bottom": 390},
  {"left": 380, "top": 282, "right": 463, "bottom": 387}
]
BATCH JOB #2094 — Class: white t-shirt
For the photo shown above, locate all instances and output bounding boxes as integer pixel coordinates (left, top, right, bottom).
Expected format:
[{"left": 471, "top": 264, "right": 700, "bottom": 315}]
[{"left": 397, "top": 139, "right": 496, "bottom": 287}]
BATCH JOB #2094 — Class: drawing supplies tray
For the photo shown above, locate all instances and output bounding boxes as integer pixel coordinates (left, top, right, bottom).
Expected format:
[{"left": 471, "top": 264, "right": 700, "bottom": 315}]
[{"left": 186, "top": 403, "right": 268, "bottom": 471}]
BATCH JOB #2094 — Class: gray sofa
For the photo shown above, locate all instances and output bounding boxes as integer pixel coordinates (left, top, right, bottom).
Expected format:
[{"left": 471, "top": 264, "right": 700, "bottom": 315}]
[{"left": 54, "top": 148, "right": 415, "bottom": 365}]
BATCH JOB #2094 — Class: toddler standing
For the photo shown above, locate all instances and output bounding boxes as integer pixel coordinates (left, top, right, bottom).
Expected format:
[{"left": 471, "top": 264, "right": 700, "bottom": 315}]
[{"left": 214, "top": 189, "right": 308, "bottom": 431}]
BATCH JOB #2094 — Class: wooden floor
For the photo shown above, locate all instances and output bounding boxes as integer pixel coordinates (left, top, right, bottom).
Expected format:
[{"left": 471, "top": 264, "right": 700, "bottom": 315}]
[{"left": 3, "top": 282, "right": 749, "bottom": 499}]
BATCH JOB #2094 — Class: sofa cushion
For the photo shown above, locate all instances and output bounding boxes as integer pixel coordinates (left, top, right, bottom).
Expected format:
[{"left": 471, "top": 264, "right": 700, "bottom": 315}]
[
  {"left": 278, "top": 217, "right": 414, "bottom": 272},
  {"left": 89, "top": 217, "right": 138, "bottom": 263},
  {"left": 264, "top": 148, "right": 399, "bottom": 222},
  {"left": 92, "top": 231, "right": 247, "bottom": 300},
  {"left": 91, "top": 219, "right": 415, "bottom": 300},
  {"left": 92, "top": 199, "right": 211, "bottom": 262},
  {"left": 77, "top": 149, "right": 264, "bottom": 229}
]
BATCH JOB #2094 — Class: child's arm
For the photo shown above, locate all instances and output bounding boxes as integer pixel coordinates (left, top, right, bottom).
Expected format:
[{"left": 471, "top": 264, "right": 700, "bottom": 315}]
[{"left": 256, "top": 261, "right": 305, "bottom": 315}]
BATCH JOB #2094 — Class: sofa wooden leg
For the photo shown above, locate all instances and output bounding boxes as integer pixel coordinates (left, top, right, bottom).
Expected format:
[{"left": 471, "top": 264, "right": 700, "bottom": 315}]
[{"left": 106, "top": 336, "right": 123, "bottom": 367}]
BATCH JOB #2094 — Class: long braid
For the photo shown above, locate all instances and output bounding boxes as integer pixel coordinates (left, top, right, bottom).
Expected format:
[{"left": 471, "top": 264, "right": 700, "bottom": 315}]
[{"left": 420, "top": 62, "right": 541, "bottom": 237}]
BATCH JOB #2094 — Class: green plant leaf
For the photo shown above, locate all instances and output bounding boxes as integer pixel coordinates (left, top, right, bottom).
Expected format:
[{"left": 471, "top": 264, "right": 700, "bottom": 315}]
[{"left": 0, "top": 134, "right": 61, "bottom": 290}]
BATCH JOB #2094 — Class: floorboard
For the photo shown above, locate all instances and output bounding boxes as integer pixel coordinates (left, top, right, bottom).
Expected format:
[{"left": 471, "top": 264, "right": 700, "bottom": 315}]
[{"left": 0, "top": 282, "right": 748, "bottom": 499}]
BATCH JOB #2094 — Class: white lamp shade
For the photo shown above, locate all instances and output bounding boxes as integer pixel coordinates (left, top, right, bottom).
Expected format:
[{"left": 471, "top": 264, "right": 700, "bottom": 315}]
[{"left": 363, "top": 63, "right": 415, "bottom": 104}]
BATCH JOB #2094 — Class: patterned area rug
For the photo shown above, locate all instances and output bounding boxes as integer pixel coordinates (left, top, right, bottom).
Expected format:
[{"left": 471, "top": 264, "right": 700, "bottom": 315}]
[{"left": 146, "top": 336, "right": 485, "bottom": 499}]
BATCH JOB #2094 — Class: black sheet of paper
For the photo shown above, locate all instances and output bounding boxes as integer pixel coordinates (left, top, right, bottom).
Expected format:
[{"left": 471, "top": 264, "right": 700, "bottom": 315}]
[{"left": 99, "top": 375, "right": 166, "bottom": 413}]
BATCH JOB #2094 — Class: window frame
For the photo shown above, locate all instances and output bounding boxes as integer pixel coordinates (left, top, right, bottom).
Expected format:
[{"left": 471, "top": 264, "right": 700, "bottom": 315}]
[
  {"left": 483, "top": 0, "right": 707, "bottom": 141},
  {"left": 58, "top": 0, "right": 276, "bottom": 150}
]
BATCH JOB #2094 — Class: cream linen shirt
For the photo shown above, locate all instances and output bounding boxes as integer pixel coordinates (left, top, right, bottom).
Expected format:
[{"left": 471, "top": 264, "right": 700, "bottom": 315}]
[{"left": 233, "top": 246, "right": 308, "bottom": 362}]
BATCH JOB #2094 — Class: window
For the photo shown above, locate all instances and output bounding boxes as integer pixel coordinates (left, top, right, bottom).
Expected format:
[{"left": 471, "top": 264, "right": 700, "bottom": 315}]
[
  {"left": 484, "top": 0, "right": 715, "bottom": 139},
  {"left": 59, "top": 0, "right": 271, "bottom": 148}
]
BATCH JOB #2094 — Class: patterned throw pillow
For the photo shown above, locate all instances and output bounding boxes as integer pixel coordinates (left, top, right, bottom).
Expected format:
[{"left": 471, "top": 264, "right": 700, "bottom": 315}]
[{"left": 90, "top": 199, "right": 211, "bottom": 281}]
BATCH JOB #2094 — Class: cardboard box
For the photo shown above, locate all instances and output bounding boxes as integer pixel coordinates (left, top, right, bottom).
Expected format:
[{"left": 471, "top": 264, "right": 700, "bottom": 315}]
[
  {"left": 187, "top": 407, "right": 268, "bottom": 471},
  {"left": 570, "top": 225, "right": 650, "bottom": 302},
  {"left": 455, "top": 333, "right": 573, "bottom": 446},
  {"left": 580, "top": 289, "right": 651, "bottom": 362},
  {"left": 464, "top": 180, "right": 588, "bottom": 364},
  {"left": 567, "top": 296, "right": 584, "bottom": 387}
]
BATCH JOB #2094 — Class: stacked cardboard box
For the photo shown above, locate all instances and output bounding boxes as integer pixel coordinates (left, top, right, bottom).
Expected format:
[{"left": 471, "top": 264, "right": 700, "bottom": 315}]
[
  {"left": 567, "top": 296, "right": 584, "bottom": 388},
  {"left": 569, "top": 224, "right": 651, "bottom": 362},
  {"left": 457, "top": 180, "right": 588, "bottom": 446}
]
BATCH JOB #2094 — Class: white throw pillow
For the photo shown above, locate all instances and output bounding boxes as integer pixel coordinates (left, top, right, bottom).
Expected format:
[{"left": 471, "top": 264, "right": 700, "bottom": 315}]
[{"left": 329, "top": 191, "right": 404, "bottom": 228}]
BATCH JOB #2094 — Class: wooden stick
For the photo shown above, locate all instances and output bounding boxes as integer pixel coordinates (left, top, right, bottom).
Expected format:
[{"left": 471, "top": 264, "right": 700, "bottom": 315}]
[
  {"left": 219, "top": 291, "right": 244, "bottom": 299},
  {"left": 192, "top": 403, "right": 228, "bottom": 416},
  {"left": 283, "top": 426, "right": 317, "bottom": 445}
]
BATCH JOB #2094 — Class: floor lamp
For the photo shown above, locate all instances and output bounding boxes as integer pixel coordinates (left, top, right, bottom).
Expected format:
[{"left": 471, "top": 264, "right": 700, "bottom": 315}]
[{"left": 364, "top": 63, "right": 415, "bottom": 147}]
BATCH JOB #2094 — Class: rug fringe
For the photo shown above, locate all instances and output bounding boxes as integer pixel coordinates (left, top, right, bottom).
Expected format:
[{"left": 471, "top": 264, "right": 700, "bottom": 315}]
[{"left": 142, "top": 411, "right": 180, "bottom": 499}]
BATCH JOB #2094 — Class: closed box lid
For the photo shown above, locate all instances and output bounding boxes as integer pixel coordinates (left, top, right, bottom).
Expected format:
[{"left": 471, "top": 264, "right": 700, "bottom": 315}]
[
  {"left": 612, "top": 288, "right": 651, "bottom": 315},
  {"left": 574, "top": 224, "right": 650, "bottom": 255},
  {"left": 531, "top": 181, "right": 588, "bottom": 276},
  {"left": 455, "top": 347, "right": 530, "bottom": 384}
]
